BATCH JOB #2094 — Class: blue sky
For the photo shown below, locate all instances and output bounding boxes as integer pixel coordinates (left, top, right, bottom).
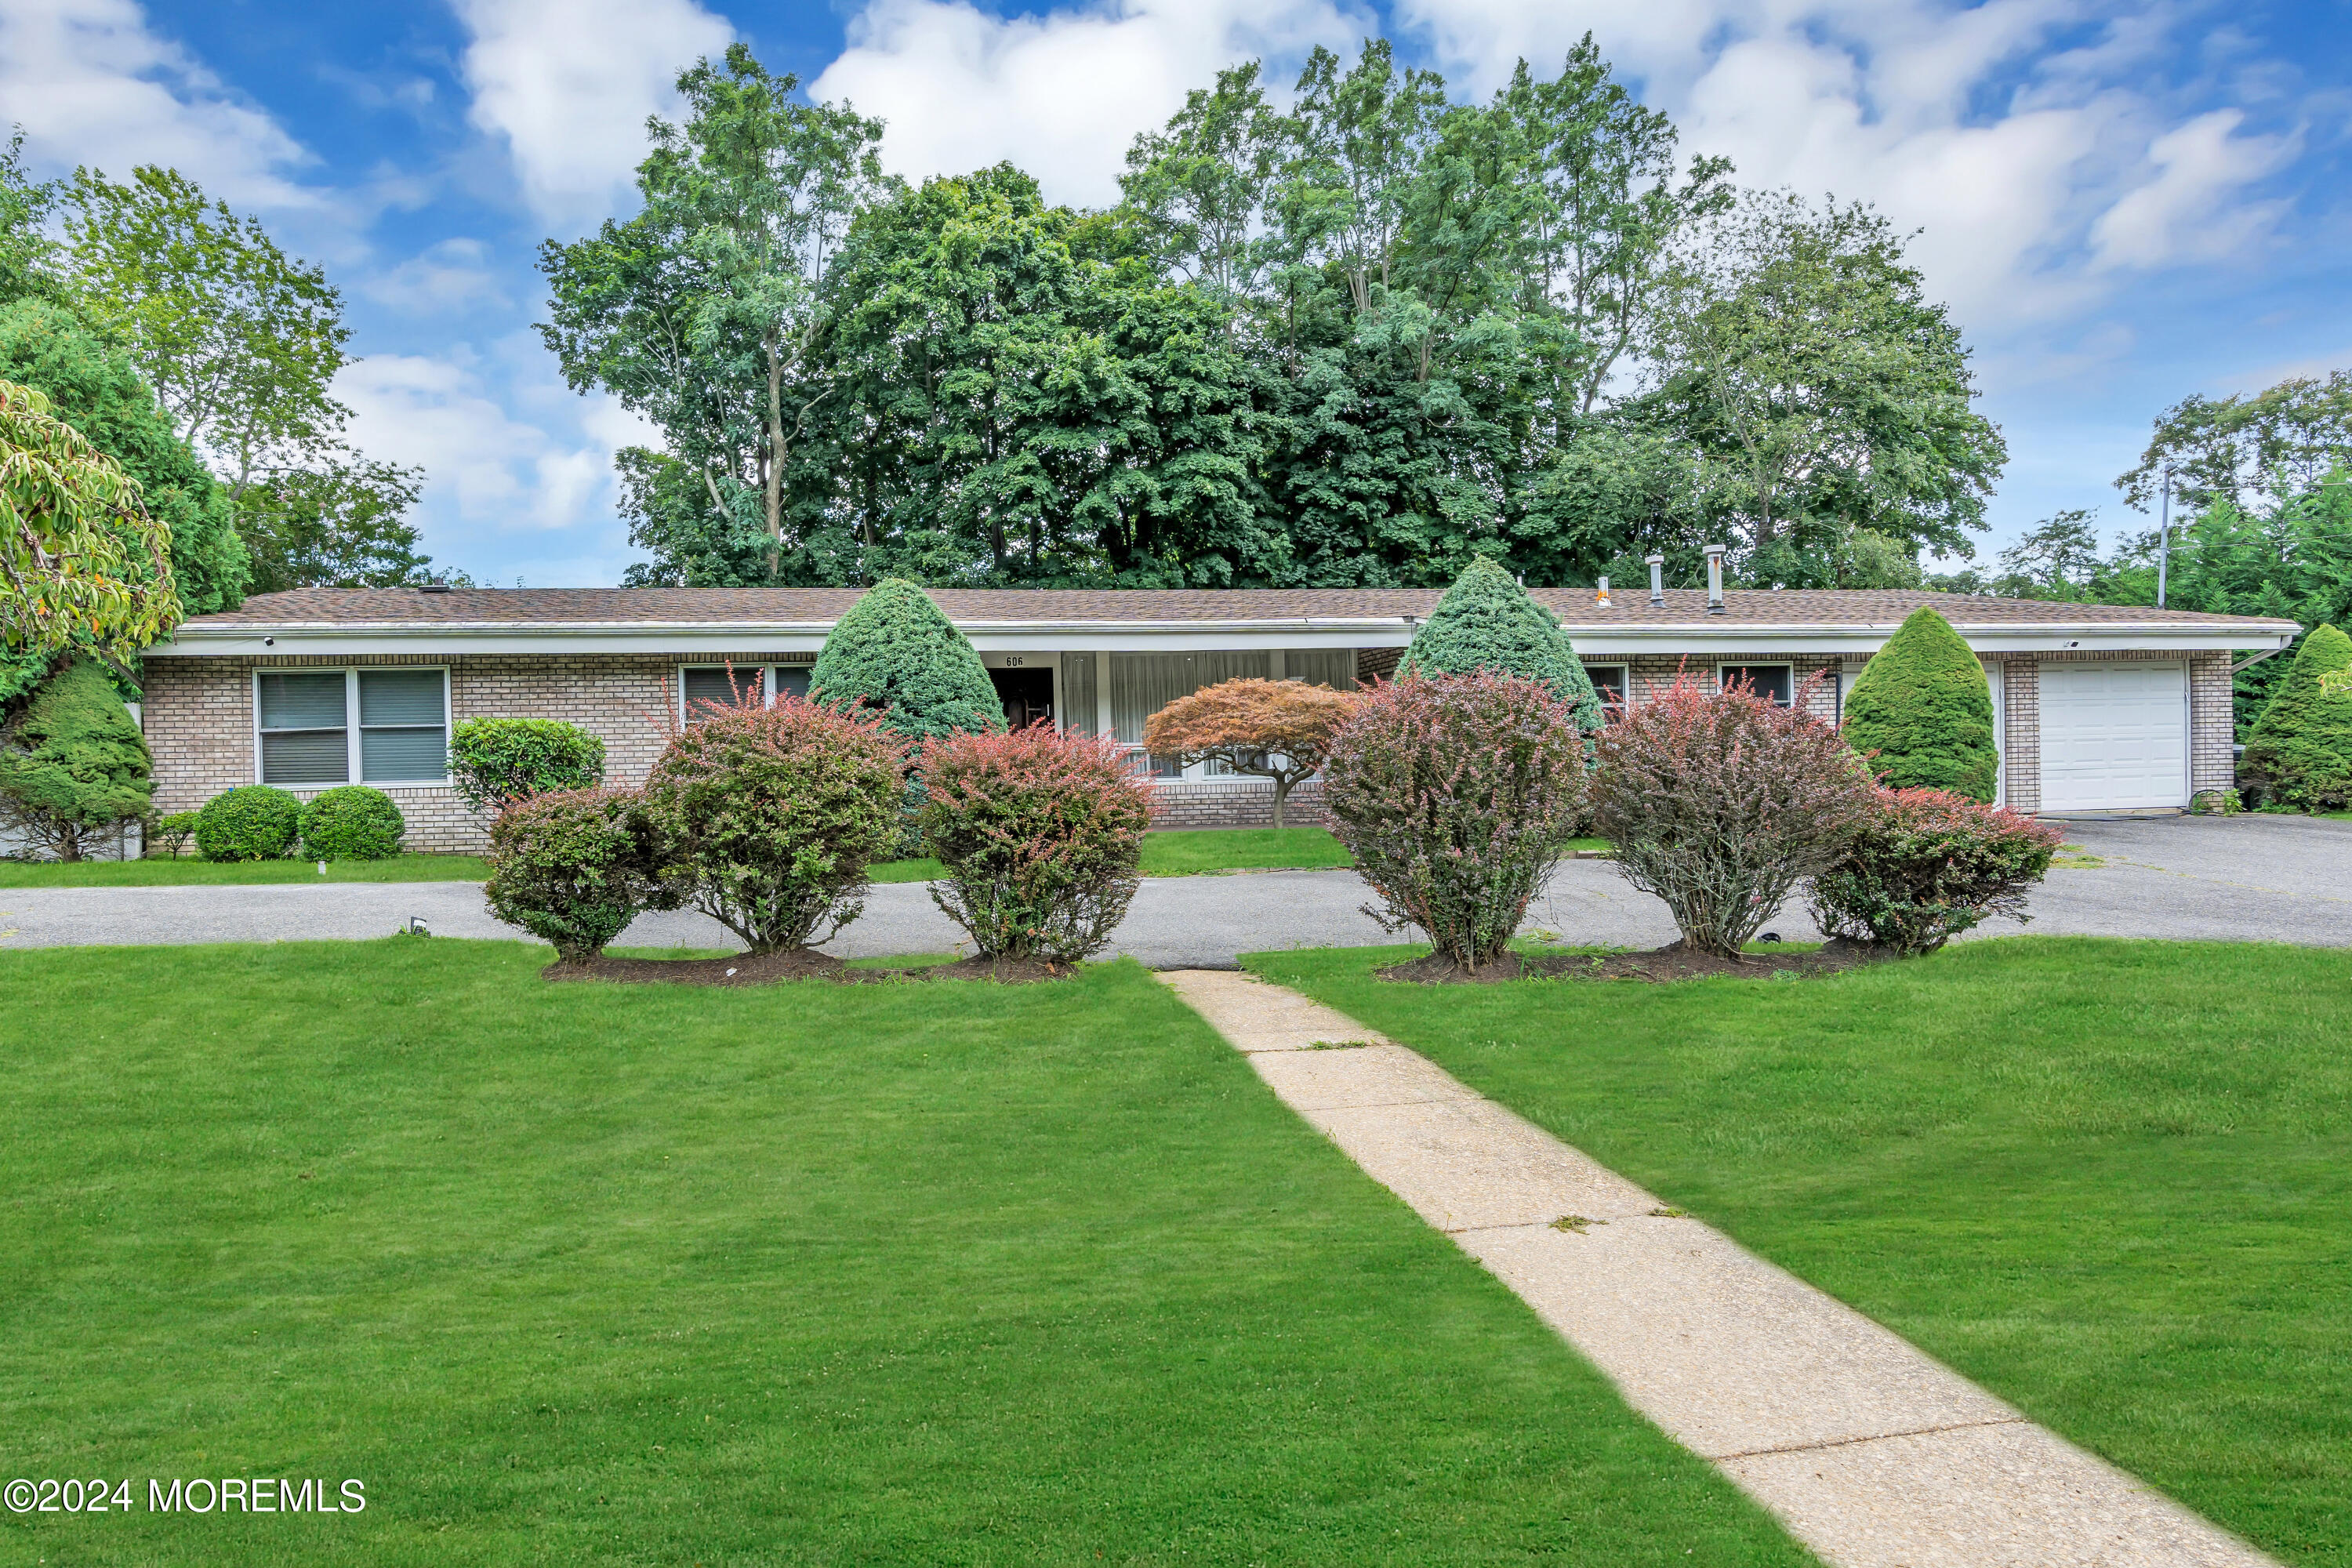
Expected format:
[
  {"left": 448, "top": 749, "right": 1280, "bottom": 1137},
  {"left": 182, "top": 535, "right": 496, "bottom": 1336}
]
[{"left": 3, "top": 0, "right": 2346, "bottom": 586}]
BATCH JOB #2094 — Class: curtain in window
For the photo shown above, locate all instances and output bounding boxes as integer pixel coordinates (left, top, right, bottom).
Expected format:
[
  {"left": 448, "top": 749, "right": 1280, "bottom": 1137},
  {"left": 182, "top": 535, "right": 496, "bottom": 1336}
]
[
  {"left": 1283, "top": 649, "right": 1356, "bottom": 689},
  {"left": 1060, "top": 655, "right": 1097, "bottom": 734},
  {"left": 1109, "top": 652, "right": 1272, "bottom": 744}
]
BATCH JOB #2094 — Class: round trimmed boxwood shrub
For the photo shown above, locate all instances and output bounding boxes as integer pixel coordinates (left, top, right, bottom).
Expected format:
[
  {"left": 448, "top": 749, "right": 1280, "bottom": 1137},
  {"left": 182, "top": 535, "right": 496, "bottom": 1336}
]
[
  {"left": 917, "top": 724, "right": 1155, "bottom": 963},
  {"left": 1840, "top": 605, "right": 1998, "bottom": 801},
  {"left": 808, "top": 578, "right": 1005, "bottom": 742},
  {"left": 642, "top": 693, "right": 906, "bottom": 953},
  {"left": 448, "top": 717, "right": 606, "bottom": 813},
  {"left": 485, "top": 787, "right": 681, "bottom": 963},
  {"left": 298, "top": 785, "right": 406, "bottom": 860},
  {"left": 1396, "top": 557, "right": 1604, "bottom": 735},
  {"left": 2240, "top": 623, "right": 2352, "bottom": 811},
  {"left": 1808, "top": 788, "right": 2063, "bottom": 955},
  {"left": 195, "top": 784, "right": 303, "bottom": 861},
  {"left": 1323, "top": 671, "right": 1587, "bottom": 972}
]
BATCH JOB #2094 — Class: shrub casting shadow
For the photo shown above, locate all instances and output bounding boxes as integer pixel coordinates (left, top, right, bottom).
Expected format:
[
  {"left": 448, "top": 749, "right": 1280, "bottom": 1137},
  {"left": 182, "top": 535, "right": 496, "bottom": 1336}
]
[
  {"left": 542, "top": 949, "right": 1073, "bottom": 986},
  {"left": 1377, "top": 938, "right": 1900, "bottom": 985}
]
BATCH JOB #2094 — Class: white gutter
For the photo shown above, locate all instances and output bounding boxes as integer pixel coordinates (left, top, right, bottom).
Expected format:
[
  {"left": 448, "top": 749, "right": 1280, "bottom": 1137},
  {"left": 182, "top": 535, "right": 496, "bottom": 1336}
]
[{"left": 148, "top": 614, "right": 2299, "bottom": 659}]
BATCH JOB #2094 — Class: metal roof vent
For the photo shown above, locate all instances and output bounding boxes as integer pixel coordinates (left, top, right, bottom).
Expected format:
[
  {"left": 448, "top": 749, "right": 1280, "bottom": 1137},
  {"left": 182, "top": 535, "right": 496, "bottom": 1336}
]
[
  {"left": 419, "top": 580, "right": 453, "bottom": 593},
  {"left": 1703, "top": 545, "right": 1727, "bottom": 615}
]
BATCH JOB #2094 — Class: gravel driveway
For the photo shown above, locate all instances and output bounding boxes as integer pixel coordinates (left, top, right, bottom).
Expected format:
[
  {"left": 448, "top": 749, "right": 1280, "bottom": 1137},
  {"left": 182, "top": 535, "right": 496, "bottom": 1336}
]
[{"left": 3, "top": 814, "right": 2347, "bottom": 966}]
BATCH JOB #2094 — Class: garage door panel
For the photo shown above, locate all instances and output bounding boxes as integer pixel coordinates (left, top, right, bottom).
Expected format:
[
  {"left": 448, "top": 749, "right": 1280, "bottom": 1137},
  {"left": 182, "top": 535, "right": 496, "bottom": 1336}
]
[{"left": 2040, "top": 663, "right": 2187, "bottom": 811}]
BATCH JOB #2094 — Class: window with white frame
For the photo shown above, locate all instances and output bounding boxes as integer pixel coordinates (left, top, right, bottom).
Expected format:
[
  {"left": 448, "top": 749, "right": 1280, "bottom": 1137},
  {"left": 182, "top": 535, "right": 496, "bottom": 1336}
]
[
  {"left": 679, "top": 663, "right": 813, "bottom": 722},
  {"left": 1585, "top": 662, "right": 1630, "bottom": 711},
  {"left": 256, "top": 668, "right": 449, "bottom": 786},
  {"left": 1717, "top": 662, "right": 1793, "bottom": 706}
]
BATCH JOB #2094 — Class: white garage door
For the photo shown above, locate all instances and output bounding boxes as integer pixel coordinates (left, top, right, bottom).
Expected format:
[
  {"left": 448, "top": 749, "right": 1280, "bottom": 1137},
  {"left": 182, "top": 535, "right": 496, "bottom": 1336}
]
[{"left": 2039, "top": 662, "right": 2188, "bottom": 811}]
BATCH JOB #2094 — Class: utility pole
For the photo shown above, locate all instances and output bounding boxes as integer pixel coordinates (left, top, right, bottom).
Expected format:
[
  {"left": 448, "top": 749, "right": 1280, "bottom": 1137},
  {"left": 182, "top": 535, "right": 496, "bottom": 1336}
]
[{"left": 2157, "top": 465, "right": 2172, "bottom": 609}]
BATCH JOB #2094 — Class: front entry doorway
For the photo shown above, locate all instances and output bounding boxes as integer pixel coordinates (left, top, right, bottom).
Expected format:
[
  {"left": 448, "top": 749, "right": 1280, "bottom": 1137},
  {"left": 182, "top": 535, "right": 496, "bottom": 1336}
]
[{"left": 990, "top": 666, "right": 1054, "bottom": 731}]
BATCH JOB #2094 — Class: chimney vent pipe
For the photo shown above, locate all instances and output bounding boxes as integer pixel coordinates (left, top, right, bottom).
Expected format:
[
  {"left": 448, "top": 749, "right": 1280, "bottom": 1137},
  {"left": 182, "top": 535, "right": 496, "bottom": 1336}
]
[
  {"left": 1703, "top": 544, "right": 1727, "bottom": 615},
  {"left": 1645, "top": 554, "right": 1664, "bottom": 607}
]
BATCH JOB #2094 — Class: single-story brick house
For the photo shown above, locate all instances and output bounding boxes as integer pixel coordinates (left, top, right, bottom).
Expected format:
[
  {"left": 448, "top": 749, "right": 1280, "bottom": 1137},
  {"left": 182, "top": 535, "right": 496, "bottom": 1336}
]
[{"left": 139, "top": 583, "right": 2299, "bottom": 851}]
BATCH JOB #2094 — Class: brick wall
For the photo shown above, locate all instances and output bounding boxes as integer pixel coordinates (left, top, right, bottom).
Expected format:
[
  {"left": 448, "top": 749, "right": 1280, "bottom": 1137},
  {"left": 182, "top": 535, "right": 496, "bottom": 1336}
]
[
  {"left": 1149, "top": 779, "right": 1331, "bottom": 829},
  {"left": 143, "top": 652, "right": 782, "bottom": 853},
  {"left": 2003, "top": 659, "right": 2041, "bottom": 812},
  {"left": 143, "top": 644, "right": 2248, "bottom": 846}
]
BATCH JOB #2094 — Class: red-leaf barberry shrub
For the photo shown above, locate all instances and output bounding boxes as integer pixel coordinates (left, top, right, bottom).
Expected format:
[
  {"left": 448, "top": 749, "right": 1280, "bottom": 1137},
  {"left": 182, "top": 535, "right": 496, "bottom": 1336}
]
[
  {"left": 916, "top": 724, "right": 1155, "bottom": 963},
  {"left": 1589, "top": 672, "right": 1875, "bottom": 959},
  {"left": 643, "top": 692, "right": 906, "bottom": 953},
  {"left": 485, "top": 786, "right": 684, "bottom": 963},
  {"left": 1321, "top": 672, "right": 1586, "bottom": 971},
  {"left": 1808, "top": 787, "right": 2062, "bottom": 954}
]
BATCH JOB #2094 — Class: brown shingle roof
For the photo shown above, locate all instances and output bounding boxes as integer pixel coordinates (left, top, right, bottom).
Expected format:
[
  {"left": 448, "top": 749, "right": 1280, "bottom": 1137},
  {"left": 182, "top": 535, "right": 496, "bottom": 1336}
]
[{"left": 178, "top": 585, "right": 2296, "bottom": 632}]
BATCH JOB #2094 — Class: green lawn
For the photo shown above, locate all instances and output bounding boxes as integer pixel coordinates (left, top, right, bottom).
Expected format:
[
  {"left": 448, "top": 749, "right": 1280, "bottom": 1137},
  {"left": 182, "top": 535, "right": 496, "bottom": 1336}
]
[
  {"left": 1246, "top": 938, "right": 2352, "bottom": 1566},
  {"left": 0, "top": 940, "right": 1810, "bottom": 1566},
  {"left": 6, "top": 829, "right": 1612, "bottom": 889},
  {"left": 0, "top": 852, "right": 493, "bottom": 887}
]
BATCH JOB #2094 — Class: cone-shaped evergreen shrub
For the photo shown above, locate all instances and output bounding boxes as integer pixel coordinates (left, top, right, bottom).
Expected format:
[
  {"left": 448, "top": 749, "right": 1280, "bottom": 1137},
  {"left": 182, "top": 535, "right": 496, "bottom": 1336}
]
[
  {"left": 1396, "top": 558, "right": 1603, "bottom": 733},
  {"left": 809, "top": 579, "right": 1007, "bottom": 742},
  {"left": 0, "top": 656, "right": 153, "bottom": 860},
  {"left": 2241, "top": 623, "right": 2352, "bottom": 810},
  {"left": 1841, "top": 605, "right": 1998, "bottom": 801}
]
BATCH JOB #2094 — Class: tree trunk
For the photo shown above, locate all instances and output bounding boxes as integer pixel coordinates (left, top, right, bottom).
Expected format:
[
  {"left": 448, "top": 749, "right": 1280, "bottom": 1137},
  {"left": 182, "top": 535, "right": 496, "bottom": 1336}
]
[
  {"left": 1271, "top": 777, "right": 1287, "bottom": 830},
  {"left": 763, "top": 331, "right": 786, "bottom": 580}
]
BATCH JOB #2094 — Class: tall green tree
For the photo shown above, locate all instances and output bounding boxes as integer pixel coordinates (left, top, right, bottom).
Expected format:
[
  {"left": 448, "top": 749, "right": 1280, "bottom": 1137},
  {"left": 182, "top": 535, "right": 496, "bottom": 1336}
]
[
  {"left": 238, "top": 457, "right": 432, "bottom": 592},
  {"left": 63, "top": 166, "right": 350, "bottom": 506},
  {"left": 2118, "top": 370, "right": 2352, "bottom": 515},
  {"left": 1641, "top": 191, "right": 2005, "bottom": 583},
  {"left": 812, "top": 166, "right": 1274, "bottom": 586},
  {"left": 541, "top": 43, "right": 887, "bottom": 582}
]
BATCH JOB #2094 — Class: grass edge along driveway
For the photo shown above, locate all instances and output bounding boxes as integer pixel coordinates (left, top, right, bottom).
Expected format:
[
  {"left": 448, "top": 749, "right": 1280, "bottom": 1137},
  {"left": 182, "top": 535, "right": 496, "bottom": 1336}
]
[
  {"left": 0, "top": 939, "right": 1813, "bottom": 1566},
  {"left": 1244, "top": 936, "right": 2352, "bottom": 1567}
]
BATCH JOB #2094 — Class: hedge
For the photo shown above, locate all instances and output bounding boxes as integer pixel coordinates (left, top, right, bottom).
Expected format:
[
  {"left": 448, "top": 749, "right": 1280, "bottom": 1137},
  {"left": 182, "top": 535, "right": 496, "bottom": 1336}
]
[
  {"left": 195, "top": 785, "right": 303, "bottom": 861},
  {"left": 299, "top": 786, "right": 405, "bottom": 860}
]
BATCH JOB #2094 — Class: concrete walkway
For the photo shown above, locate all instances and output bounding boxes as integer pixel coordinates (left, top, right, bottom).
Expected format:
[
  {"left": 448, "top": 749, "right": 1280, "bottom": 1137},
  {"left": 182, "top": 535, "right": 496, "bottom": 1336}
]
[{"left": 1157, "top": 967, "right": 2278, "bottom": 1568}]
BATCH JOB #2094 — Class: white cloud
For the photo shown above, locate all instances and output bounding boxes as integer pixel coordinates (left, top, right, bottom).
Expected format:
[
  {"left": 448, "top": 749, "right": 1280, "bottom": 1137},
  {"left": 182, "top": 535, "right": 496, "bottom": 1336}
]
[
  {"left": 335, "top": 352, "right": 627, "bottom": 537},
  {"left": 359, "top": 238, "right": 509, "bottom": 315},
  {"left": 450, "top": 0, "right": 733, "bottom": 230},
  {"left": 0, "top": 0, "right": 313, "bottom": 205},
  {"left": 1388, "top": 0, "right": 2299, "bottom": 328},
  {"left": 813, "top": 0, "right": 1366, "bottom": 207},
  {"left": 2089, "top": 108, "right": 2298, "bottom": 271}
]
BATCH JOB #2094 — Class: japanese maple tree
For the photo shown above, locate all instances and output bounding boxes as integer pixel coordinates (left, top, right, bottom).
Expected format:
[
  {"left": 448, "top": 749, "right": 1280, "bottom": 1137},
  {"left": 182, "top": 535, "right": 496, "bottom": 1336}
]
[{"left": 1142, "top": 677, "right": 1359, "bottom": 828}]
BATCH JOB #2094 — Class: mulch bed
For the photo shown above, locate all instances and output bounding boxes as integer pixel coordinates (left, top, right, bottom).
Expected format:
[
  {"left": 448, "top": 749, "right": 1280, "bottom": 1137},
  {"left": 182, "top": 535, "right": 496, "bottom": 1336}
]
[
  {"left": 543, "top": 949, "right": 1073, "bottom": 987},
  {"left": 1377, "top": 938, "right": 1896, "bottom": 985}
]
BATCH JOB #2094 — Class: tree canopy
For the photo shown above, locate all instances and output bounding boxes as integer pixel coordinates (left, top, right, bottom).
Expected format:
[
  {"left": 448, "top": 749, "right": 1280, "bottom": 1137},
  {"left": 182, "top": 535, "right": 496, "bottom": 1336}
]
[
  {"left": 0, "top": 377, "right": 176, "bottom": 669},
  {"left": 545, "top": 38, "right": 2005, "bottom": 594}
]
